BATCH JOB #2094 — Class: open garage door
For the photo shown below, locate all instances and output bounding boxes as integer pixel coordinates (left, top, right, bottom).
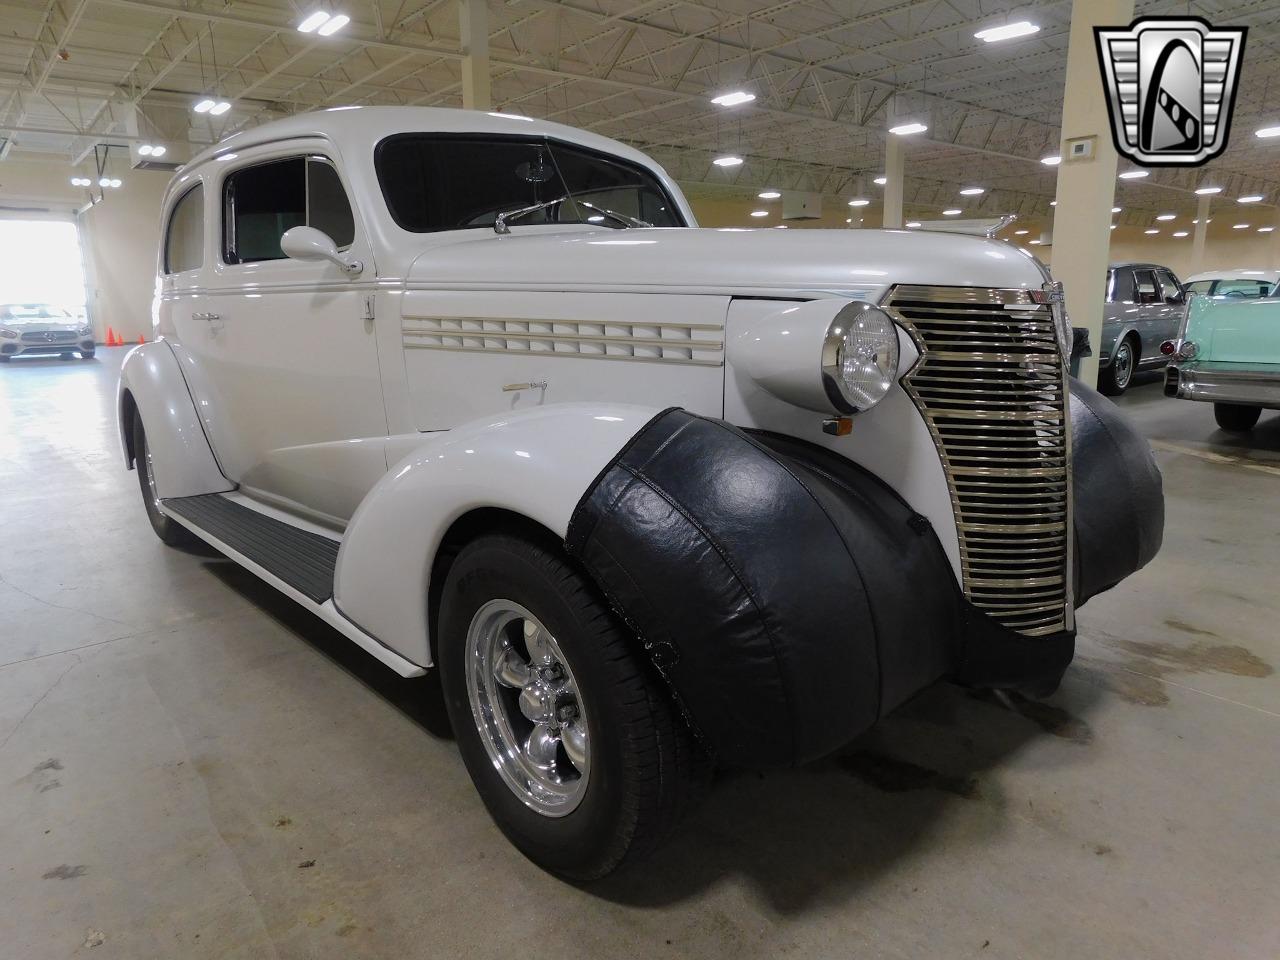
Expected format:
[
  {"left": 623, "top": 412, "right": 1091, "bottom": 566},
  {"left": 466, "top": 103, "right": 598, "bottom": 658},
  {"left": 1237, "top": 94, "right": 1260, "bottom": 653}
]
[{"left": 0, "top": 219, "right": 93, "bottom": 362}]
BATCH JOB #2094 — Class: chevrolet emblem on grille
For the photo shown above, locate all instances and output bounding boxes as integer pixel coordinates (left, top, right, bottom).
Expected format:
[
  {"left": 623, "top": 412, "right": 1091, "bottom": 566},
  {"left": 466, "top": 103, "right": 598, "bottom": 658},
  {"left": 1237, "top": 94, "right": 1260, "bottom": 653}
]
[{"left": 1095, "top": 16, "right": 1246, "bottom": 167}]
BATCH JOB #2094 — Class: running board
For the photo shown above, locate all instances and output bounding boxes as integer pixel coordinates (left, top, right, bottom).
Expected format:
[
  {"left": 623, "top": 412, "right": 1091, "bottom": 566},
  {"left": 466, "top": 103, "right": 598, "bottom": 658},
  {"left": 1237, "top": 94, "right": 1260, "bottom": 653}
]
[{"left": 161, "top": 493, "right": 426, "bottom": 677}]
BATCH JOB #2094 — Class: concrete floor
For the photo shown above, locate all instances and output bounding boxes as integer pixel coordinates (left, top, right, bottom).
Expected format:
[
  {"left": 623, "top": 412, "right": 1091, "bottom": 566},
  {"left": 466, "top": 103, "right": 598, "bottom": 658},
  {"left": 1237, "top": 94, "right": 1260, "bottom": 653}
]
[{"left": 2, "top": 352, "right": 1277, "bottom": 960}]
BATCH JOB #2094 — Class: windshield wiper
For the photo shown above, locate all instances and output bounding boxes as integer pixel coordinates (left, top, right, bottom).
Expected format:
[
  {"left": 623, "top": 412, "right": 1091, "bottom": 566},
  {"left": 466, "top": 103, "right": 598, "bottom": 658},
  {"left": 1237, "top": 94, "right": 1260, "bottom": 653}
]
[{"left": 493, "top": 197, "right": 651, "bottom": 234}]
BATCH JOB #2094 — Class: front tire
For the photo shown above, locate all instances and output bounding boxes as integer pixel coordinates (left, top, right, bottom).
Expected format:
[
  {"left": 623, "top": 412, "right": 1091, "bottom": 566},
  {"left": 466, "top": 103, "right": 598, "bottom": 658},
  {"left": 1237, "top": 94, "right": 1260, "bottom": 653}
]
[
  {"left": 81, "top": 350, "right": 96, "bottom": 360},
  {"left": 1214, "top": 403, "right": 1262, "bottom": 432},
  {"left": 438, "top": 533, "right": 709, "bottom": 880},
  {"left": 1099, "top": 337, "right": 1137, "bottom": 396},
  {"left": 131, "top": 412, "right": 195, "bottom": 547}
]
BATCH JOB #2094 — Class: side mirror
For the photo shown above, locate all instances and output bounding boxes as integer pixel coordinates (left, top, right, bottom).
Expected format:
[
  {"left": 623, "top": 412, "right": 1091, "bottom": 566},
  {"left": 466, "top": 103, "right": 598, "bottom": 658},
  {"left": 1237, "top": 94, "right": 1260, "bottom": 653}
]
[{"left": 281, "top": 226, "right": 363, "bottom": 276}]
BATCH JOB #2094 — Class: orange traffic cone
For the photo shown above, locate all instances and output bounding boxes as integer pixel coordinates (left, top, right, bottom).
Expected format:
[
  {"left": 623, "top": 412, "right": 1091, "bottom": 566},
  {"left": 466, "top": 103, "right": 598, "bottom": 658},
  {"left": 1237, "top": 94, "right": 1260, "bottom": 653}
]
[
  {"left": 137, "top": 335, "right": 144, "bottom": 344},
  {"left": 105, "top": 326, "right": 116, "bottom": 346}
]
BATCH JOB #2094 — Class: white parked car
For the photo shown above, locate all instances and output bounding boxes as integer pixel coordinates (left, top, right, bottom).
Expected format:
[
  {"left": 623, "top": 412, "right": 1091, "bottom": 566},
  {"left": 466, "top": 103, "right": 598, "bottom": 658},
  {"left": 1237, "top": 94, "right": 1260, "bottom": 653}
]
[
  {"left": 1, "top": 304, "right": 94, "bottom": 361},
  {"left": 1183, "top": 269, "right": 1280, "bottom": 299},
  {"left": 118, "top": 107, "right": 1164, "bottom": 878}
]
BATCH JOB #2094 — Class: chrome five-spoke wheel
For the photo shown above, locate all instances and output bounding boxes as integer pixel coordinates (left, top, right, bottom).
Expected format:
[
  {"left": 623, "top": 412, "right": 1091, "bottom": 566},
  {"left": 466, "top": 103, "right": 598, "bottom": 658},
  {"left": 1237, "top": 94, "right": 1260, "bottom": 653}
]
[{"left": 465, "top": 599, "right": 589, "bottom": 817}]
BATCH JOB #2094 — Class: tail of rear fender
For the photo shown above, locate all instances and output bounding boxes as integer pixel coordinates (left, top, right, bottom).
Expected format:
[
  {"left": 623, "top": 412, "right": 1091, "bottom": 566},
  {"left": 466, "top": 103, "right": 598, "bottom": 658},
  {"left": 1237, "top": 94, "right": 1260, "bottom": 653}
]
[
  {"left": 332, "top": 403, "right": 672, "bottom": 668},
  {"left": 117, "top": 341, "right": 232, "bottom": 499}
]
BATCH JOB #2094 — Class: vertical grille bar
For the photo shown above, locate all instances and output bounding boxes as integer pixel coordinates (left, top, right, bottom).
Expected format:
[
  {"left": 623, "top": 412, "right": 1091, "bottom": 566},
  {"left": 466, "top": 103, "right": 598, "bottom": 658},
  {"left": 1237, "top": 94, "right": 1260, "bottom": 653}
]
[{"left": 883, "top": 285, "right": 1070, "bottom": 636}]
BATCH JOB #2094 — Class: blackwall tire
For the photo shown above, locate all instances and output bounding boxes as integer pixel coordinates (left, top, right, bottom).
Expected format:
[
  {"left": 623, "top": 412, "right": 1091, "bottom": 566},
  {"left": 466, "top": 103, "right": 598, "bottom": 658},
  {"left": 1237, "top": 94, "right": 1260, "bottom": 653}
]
[
  {"left": 1214, "top": 403, "right": 1262, "bottom": 433},
  {"left": 131, "top": 412, "right": 196, "bottom": 547},
  {"left": 81, "top": 350, "right": 96, "bottom": 360},
  {"left": 437, "top": 532, "right": 710, "bottom": 880},
  {"left": 1099, "top": 338, "right": 1136, "bottom": 396}
]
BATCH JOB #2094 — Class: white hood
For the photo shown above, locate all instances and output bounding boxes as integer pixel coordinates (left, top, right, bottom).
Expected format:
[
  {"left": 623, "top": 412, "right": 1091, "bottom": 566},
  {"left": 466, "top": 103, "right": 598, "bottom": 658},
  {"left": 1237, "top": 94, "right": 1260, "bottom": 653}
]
[{"left": 404, "top": 226, "right": 1050, "bottom": 300}]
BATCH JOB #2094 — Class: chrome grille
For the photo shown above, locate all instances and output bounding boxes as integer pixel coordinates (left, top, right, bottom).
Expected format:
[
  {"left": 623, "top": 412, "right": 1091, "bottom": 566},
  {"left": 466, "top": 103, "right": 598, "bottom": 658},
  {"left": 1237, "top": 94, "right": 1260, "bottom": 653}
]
[
  {"left": 884, "top": 285, "right": 1070, "bottom": 637},
  {"left": 20, "top": 330, "right": 76, "bottom": 343}
]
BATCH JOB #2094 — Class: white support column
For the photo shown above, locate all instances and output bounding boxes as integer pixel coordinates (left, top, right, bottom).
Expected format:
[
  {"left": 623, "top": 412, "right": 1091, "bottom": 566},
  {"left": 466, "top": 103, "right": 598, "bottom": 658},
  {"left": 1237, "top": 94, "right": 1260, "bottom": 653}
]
[
  {"left": 882, "top": 133, "right": 904, "bottom": 229},
  {"left": 1191, "top": 195, "right": 1211, "bottom": 273},
  {"left": 458, "top": 0, "right": 491, "bottom": 110},
  {"left": 1051, "top": 0, "right": 1134, "bottom": 386}
]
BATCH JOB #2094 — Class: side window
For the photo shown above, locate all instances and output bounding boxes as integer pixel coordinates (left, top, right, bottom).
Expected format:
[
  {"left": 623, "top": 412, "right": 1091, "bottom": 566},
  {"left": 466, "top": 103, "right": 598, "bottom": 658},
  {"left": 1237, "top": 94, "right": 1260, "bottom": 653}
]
[
  {"left": 222, "top": 155, "right": 356, "bottom": 264},
  {"left": 1134, "top": 269, "right": 1160, "bottom": 304},
  {"left": 164, "top": 184, "right": 204, "bottom": 274},
  {"left": 1112, "top": 269, "right": 1137, "bottom": 302},
  {"left": 1184, "top": 280, "right": 1212, "bottom": 296},
  {"left": 1156, "top": 269, "right": 1184, "bottom": 304}
]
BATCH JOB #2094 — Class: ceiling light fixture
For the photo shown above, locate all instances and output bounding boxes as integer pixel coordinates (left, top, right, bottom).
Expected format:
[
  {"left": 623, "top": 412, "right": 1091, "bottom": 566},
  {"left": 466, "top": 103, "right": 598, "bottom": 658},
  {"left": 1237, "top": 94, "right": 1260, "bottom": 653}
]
[
  {"left": 710, "top": 91, "right": 755, "bottom": 107},
  {"left": 712, "top": 155, "right": 743, "bottom": 167},
  {"left": 1014, "top": 229, "right": 1029, "bottom": 235},
  {"left": 138, "top": 144, "right": 153, "bottom": 156},
  {"left": 960, "top": 187, "right": 985, "bottom": 196},
  {"left": 1110, "top": 224, "right": 1117, "bottom": 230},
  {"left": 1195, "top": 186, "right": 1222, "bottom": 195},
  {"left": 1255, "top": 125, "right": 1280, "bottom": 139},
  {"left": 1112, "top": 206, "right": 1122, "bottom": 213},
  {"left": 209, "top": 101, "right": 231, "bottom": 116},
  {"left": 70, "top": 177, "right": 91, "bottom": 187},
  {"left": 873, "top": 176, "right": 887, "bottom": 185},
  {"left": 848, "top": 198, "right": 870, "bottom": 207},
  {"left": 1156, "top": 213, "right": 1176, "bottom": 221},
  {"left": 1028, "top": 239, "right": 1042, "bottom": 245},
  {"left": 193, "top": 98, "right": 215, "bottom": 113},
  {"left": 1259, "top": 226, "right": 1275, "bottom": 233},
  {"left": 889, "top": 122, "right": 928, "bottom": 136},
  {"left": 942, "top": 208, "right": 962, "bottom": 216},
  {"left": 1119, "top": 170, "right": 1149, "bottom": 179},
  {"left": 1041, "top": 155, "right": 1061, "bottom": 166},
  {"left": 750, "top": 210, "right": 768, "bottom": 217},
  {"left": 317, "top": 13, "right": 350, "bottom": 35},
  {"left": 1233, "top": 223, "right": 1250, "bottom": 229},
  {"left": 297, "top": 10, "right": 331, "bottom": 32},
  {"left": 758, "top": 190, "right": 781, "bottom": 199},
  {"left": 1144, "top": 229, "right": 1159, "bottom": 234},
  {"left": 1173, "top": 231, "right": 1189, "bottom": 237},
  {"left": 974, "top": 21, "right": 1040, "bottom": 42},
  {"left": 905, "top": 221, "right": 921, "bottom": 228},
  {"left": 1238, "top": 195, "right": 1264, "bottom": 203}
]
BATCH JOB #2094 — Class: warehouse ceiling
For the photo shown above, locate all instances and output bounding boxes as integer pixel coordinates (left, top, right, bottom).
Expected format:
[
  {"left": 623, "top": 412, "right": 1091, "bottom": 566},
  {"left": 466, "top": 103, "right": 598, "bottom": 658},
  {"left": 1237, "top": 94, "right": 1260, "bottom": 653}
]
[{"left": 2, "top": 0, "right": 1280, "bottom": 224}]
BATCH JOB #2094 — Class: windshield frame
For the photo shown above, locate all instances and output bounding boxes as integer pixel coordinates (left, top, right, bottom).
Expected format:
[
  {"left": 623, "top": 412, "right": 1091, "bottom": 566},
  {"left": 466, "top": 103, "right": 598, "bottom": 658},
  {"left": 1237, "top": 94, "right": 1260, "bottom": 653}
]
[{"left": 373, "top": 132, "right": 687, "bottom": 234}]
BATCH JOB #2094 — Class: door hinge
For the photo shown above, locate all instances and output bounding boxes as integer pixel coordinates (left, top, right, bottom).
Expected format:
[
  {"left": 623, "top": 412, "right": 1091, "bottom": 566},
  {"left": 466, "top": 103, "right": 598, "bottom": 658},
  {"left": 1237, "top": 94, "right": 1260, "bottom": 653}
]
[{"left": 362, "top": 293, "right": 375, "bottom": 322}]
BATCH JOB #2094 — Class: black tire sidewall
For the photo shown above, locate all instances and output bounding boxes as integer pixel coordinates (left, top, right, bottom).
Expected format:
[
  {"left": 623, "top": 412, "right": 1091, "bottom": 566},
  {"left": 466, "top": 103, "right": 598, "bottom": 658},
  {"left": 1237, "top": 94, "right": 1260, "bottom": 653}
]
[
  {"left": 437, "top": 536, "right": 638, "bottom": 879},
  {"left": 132, "top": 413, "right": 186, "bottom": 545},
  {"left": 1214, "top": 403, "right": 1262, "bottom": 432}
]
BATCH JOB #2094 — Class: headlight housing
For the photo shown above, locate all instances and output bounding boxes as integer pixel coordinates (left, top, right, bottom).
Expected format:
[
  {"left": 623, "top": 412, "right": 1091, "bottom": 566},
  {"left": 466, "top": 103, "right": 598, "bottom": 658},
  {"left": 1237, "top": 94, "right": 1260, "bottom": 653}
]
[
  {"left": 0, "top": 328, "right": 17, "bottom": 340},
  {"left": 78, "top": 323, "right": 92, "bottom": 336},
  {"left": 821, "top": 303, "right": 900, "bottom": 413}
]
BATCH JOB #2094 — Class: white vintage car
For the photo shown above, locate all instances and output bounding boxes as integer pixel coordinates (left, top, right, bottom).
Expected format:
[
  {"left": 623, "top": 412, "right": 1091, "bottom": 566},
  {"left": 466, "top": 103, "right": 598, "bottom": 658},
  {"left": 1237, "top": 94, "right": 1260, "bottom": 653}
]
[{"left": 118, "top": 107, "right": 1163, "bottom": 879}]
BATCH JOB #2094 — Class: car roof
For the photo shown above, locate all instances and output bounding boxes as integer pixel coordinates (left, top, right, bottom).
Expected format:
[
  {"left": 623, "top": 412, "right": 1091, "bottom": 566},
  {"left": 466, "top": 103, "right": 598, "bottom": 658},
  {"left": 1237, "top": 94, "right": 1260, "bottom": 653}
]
[
  {"left": 184, "top": 106, "right": 661, "bottom": 175},
  {"left": 1109, "top": 262, "right": 1173, "bottom": 270},
  {"left": 1185, "top": 269, "right": 1280, "bottom": 282}
]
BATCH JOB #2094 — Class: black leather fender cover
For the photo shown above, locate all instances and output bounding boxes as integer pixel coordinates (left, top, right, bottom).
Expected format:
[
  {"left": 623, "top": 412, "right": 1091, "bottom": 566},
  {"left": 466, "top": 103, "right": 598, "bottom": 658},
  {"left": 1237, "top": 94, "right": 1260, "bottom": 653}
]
[
  {"left": 1069, "top": 377, "right": 1165, "bottom": 607},
  {"left": 564, "top": 409, "right": 963, "bottom": 767}
]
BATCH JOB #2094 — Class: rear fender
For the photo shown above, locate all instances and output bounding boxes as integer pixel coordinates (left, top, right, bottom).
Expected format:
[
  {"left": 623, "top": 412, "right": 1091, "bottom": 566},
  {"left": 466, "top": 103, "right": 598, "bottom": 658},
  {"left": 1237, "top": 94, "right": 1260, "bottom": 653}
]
[
  {"left": 117, "top": 341, "right": 232, "bottom": 499},
  {"left": 333, "top": 403, "right": 668, "bottom": 667}
]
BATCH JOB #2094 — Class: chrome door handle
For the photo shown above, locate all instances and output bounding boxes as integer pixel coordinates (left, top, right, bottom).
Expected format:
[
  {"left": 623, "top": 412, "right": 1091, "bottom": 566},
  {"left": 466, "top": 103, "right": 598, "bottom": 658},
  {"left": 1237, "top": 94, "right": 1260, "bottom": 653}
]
[{"left": 193, "top": 312, "right": 221, "bottom": 322}]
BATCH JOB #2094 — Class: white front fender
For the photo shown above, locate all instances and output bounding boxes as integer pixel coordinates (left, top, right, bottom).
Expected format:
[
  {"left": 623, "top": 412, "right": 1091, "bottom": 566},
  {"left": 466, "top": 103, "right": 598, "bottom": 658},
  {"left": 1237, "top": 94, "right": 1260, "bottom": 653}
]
[
  {"left": 117, "top": 341, "right": 232, "bottom": 499},
  {"left": 333, "top": 403, "right": 668, "bottom": 667}
]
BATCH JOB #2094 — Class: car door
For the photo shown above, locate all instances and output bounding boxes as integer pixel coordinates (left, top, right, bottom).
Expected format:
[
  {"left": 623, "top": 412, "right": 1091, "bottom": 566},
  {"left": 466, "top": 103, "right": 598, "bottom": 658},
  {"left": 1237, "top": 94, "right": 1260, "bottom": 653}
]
[
  {"left": 173, "top": 145, "right": 388, "bottom": 525},
  {"left": 1131, "top": 268, "right": 1164, "bottom": 362},
  {"left": 1153, "top": 268, "right": 1185, "bottom": 356}
]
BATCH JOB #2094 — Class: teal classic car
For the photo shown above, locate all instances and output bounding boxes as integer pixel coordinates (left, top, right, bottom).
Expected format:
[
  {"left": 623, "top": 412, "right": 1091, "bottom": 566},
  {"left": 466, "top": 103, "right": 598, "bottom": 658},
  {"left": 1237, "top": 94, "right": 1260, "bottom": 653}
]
[{"left": 1164, "top": 291, "right": 1280, "bottom": 431}]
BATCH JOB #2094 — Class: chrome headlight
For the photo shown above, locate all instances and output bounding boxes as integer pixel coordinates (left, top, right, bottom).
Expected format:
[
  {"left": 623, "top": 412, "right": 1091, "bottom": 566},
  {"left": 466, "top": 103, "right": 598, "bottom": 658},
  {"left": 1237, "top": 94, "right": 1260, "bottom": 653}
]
[
  {"left": 0, "top": 328, "right": 17, "bottom": 340},
  {"left": 821, "top": 303, "right": 900, "bottom": 413}
]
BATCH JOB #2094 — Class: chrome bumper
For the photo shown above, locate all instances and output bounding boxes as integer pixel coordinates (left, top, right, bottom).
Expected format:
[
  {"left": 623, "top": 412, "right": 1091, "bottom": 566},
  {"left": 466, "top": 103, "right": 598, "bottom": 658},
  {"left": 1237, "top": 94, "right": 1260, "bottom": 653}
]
[{"left": 1165, "top": 361, "right": 1280, "bottom": 409}]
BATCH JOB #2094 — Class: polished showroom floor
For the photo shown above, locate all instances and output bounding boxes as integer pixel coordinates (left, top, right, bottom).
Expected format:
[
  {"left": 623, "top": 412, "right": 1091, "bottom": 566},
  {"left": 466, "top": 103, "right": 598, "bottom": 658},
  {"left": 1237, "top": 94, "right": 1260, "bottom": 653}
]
[{"left": 2, "top": 350, "right": 1277, "bottom": 959}]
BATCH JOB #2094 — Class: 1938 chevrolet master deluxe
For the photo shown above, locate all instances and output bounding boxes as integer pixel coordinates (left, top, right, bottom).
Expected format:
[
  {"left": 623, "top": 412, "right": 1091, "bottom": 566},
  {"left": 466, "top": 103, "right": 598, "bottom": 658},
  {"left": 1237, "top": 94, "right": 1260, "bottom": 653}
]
[{"left": 118, "top": 107, "right": 1164, "bottom": 878}]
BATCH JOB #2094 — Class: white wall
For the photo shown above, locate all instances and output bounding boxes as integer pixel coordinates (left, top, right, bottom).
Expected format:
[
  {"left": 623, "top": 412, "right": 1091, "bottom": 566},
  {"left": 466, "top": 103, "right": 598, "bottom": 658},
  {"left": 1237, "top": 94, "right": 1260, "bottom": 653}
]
[{"left": 0, "top": 159, "right": 169, "bottom": 341}]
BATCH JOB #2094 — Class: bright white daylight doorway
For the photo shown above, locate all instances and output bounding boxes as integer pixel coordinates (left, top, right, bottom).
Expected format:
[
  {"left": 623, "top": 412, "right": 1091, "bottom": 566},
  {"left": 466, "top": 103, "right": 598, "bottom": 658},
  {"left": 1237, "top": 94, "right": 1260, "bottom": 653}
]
[{"left": 0, "top": 219, "right": 90, "bottom": 320}]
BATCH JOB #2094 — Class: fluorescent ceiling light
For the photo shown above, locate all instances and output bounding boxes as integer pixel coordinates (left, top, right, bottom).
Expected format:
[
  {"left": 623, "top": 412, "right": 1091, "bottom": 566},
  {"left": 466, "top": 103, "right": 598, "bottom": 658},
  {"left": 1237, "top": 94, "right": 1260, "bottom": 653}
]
[
  {"left": 712, "top": 155, "right": 743, "bottom": 167},
  {"left": 1255, "top": 125, "right": 1280, "bottom": 139},
  {"left": 70, "top": 177, "right": 91, "bottom": 187},
  {"left": 317, "top": 14, "right": 350, "bottom": 35},
  {"left": 1233, "top": 223, "right": 1250, "bottom": 229},
  {"left": 1050, "top": 200, "right": 1057, "bottom": 206},
  {"left": 1195, "top": 186, "right": 1222, "bottom": 195},
  {"left": 975, "top": 21, "right": 1040, "bottom": 42},
  {"left": 209, "top": 101, "right": 231, "bottom": 116},
  {"left": 905, "top": 221, "right": 921, "bottom": 228},
  {"left": 710, "top": 91, "right": 755, "bottom": 107},
  {"left": 848, "top": 198, "right": 870, "bottom": 207},
  {"left": 758, "top": 190, "right": 781, "bottom": 199},
  {"left": 775, "top": 224, "right": 788, "bottom": 229},
  {"left": 960, "top": 187, "right": 985, "bottom": 196},
  {"left": 193, "top": 98, "right": 215, "bottom": 113},
  {"left": 1173, "top": 231, "right": 1189, "bottom": 237},
  {"left": 845, "top": 218, "right": 852, "bottom": 223},
  {"left": 1156, "top": 213, "right": 1176, "bottom": 221},
  {"left": 889, "top": 122, "right": 928, "bottom": 136},
  {"left": 1238, "top": 195, "right": 1264, "bottom": 203},
  {"left": 1014, "top": 229, "right": 1029, "bottom": 235},
  {"left": 750, "top": 210, "right": 768, "bottom": 217},
  {"left": 138, "top": 144, "right": 153, "bottom": 156},
  {"left": 873, "top": 176, "right": 887, "bottom": 186},
  {"left": 1110, "top": 224, "right": 1117, "bottom": 230},
  {"left": 110, "top": 178, "right": 121, "bottom": 188},
  {"left": 942, "top": 208, "right": 962, "bottom": 216},
  {"left": 1112, "top": 206, "right": 1122, "bottom": 213},
  {"left": 1041, "top": 155, "right": 1061, "bottom": 166},
  {"left": 1028, "top": 239, "right": 1042, "bottom": 244},
  {"left": 1144, "top": 229, "right": 1159, "bottom": 234},
  {"left": 1192, "top": 218, "right": 1211, "bottom": 224},
  {"left": 1119, "top": 170, "right": 1149, "bottom": 179},
  {"left": 297, "top": 10, "right": 331, "bottom": 32},
  {"left": 98, "top": 177, "right": 111, "bottom": 187},
  {"left": 150, "top": 145, "right": 166, "bottom": 157},
  {"left": 1260, "top": 226, "right": 1276, "bottom": 233}
]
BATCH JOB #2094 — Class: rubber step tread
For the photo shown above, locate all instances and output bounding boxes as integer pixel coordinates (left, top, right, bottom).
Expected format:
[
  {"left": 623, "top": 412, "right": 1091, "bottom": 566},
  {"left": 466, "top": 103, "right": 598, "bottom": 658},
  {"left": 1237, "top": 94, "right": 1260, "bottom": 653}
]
[{"left": 165, "top": 494, "right": 339, "bottom": 603}]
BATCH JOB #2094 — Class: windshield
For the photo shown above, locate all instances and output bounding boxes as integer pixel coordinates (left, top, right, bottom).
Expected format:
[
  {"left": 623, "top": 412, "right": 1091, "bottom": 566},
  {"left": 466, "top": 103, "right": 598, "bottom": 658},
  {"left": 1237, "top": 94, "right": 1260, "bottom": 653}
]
[
  {"left": 1, "top": 304, "right": 73, "bottom": 321},
  {"left": 375, "top": 134, "right": 684, "bottom": 233}
]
